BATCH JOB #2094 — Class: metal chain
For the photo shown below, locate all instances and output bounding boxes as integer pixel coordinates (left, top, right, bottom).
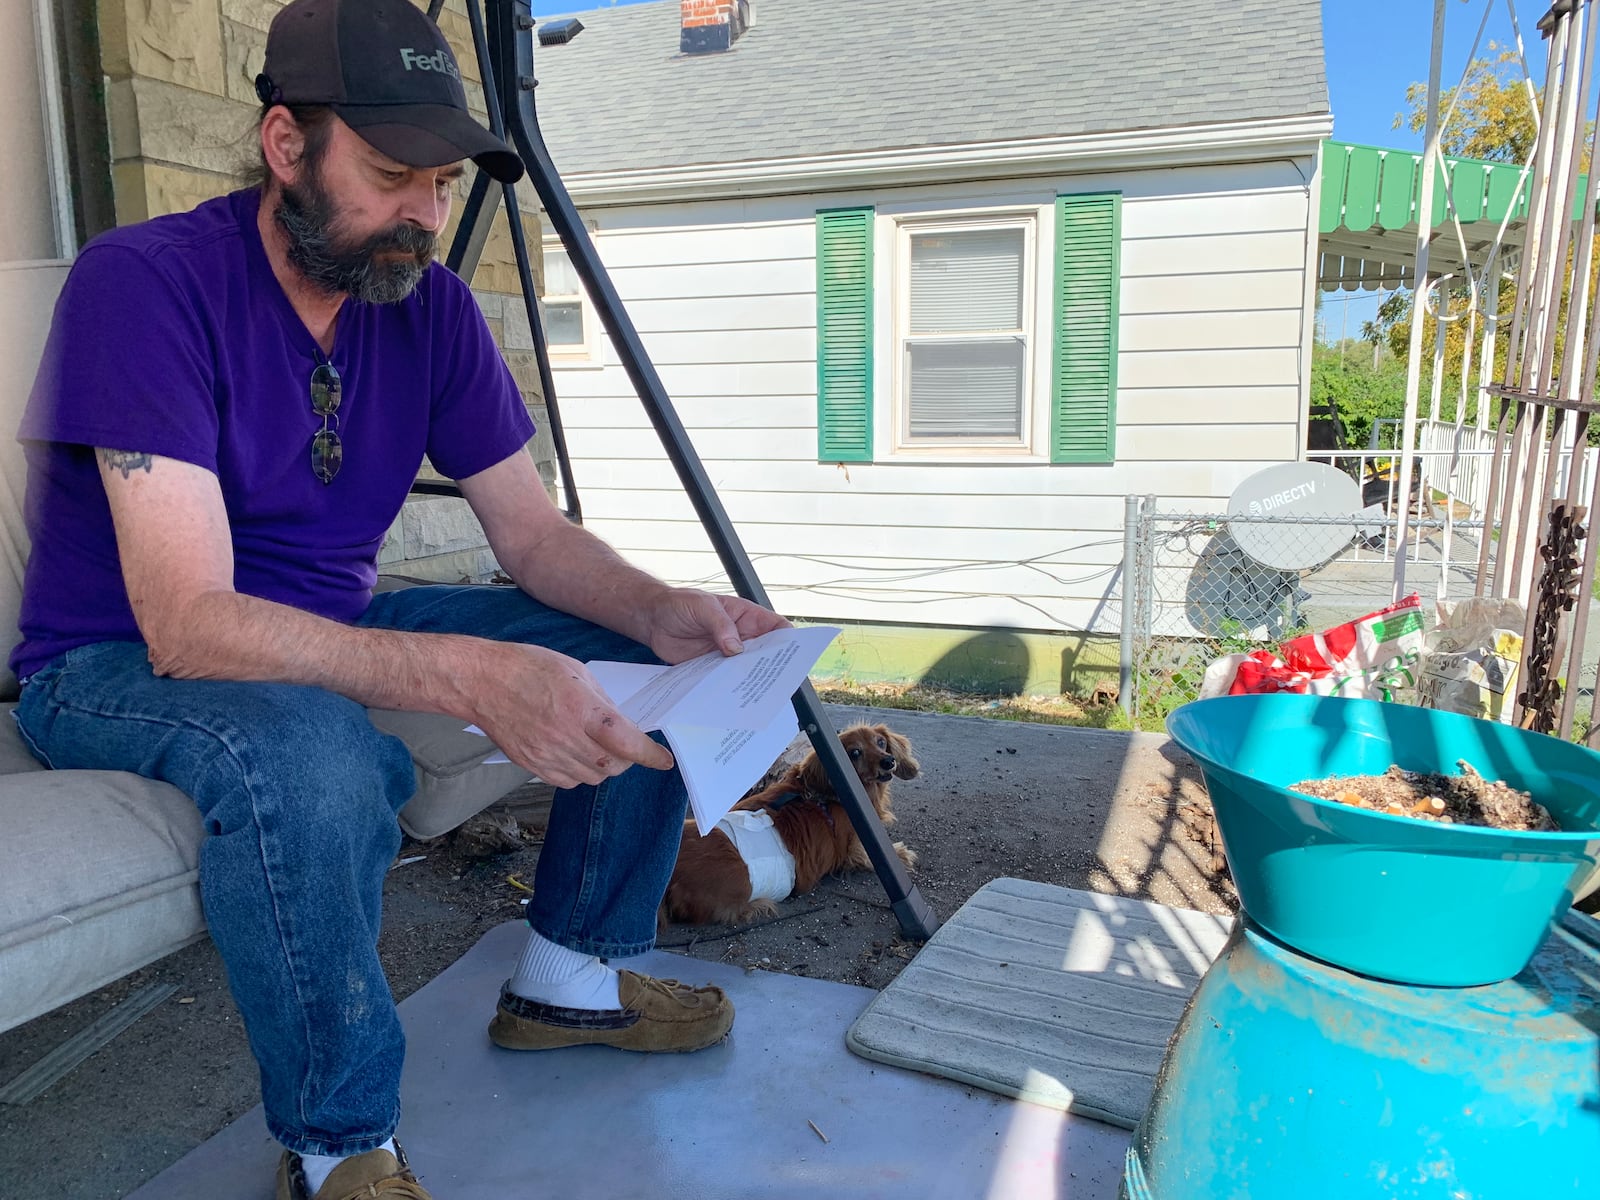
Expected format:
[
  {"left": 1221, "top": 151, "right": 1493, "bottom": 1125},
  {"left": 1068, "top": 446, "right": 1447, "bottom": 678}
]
[{"left": 1518, "top": 503, "right": 1588, "bottom": 733}]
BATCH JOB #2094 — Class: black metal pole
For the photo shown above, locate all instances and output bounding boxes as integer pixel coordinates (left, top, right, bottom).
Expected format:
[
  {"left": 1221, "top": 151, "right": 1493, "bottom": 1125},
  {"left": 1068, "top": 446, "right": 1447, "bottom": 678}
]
[
  {"left": 444, "top": 167, "right": 495, "bottom": 280},
  {"left": 489, "top": 0, "right": 937, "bottom": 940},
  {"left": 461, "top": 0, "right": 581, "bottom": 523}
]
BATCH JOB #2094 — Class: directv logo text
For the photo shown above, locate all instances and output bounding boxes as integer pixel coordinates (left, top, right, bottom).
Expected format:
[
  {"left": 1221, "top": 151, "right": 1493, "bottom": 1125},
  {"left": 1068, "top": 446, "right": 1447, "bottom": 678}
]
[
  {"left": 1246, "top": 480, "right": 1316, "bottom": 517},
  {"left": 399, "top": 48, "right": 460, "bottom": 79}
]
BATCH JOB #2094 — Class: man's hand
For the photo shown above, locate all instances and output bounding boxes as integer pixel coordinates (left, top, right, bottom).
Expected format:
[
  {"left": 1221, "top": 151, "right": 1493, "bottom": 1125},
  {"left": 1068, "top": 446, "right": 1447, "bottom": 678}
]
[
  {"left": 471, "top": 643, "right": 674, "bottom": 789},
  {"left": 644, "top": 589, "right": 791, "bottom": 665}
]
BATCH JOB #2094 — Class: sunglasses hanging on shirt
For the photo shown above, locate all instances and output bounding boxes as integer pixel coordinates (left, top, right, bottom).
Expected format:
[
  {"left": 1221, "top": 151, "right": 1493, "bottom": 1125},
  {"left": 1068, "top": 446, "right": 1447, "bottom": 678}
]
[{"left": 309, "top": 362, "right": 342, "bottom": 484}]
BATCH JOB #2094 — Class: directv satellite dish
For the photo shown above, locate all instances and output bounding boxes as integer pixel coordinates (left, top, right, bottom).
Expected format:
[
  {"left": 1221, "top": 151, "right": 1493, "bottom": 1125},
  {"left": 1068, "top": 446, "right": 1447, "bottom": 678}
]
[{"left": 1227, "top": 462, "right": 1363, "bottom": 570}]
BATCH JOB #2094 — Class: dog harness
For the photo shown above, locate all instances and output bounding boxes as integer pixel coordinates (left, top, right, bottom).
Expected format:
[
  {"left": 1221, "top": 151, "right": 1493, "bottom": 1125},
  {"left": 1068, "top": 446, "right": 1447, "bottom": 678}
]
[
  {"left": 766, "top": 788, "right": 838, "bottom": 831},
  {"left": 714, "top": 809, "right": 797, "bottom": 902}
]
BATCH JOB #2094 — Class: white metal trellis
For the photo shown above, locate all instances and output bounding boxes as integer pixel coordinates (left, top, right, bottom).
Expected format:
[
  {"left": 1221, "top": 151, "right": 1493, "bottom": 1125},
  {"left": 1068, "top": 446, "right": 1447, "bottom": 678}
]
[{"left": 1317, "top": 0, "right": 1600, "bottom": 738}]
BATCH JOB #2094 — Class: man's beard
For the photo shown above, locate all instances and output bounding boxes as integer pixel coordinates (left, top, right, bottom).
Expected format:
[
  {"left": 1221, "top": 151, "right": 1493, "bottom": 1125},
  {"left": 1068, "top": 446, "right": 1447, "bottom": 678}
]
[{"left": 274, "top": 165, "right": 436, "bottom": 305}]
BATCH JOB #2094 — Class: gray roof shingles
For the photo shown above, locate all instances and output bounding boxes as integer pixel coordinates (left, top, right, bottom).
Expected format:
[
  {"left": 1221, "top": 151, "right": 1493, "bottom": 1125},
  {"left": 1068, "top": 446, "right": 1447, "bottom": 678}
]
[{"left": 527, "top": 0, "right": 1329, "bottom": 175}]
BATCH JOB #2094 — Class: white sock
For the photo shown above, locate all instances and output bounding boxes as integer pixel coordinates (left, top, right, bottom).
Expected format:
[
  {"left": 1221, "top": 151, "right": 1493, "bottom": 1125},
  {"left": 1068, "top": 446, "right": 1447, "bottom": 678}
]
[
  {"left": 507, "top": 929, "right": 621, "bottom": 1009},
  {"left": 300, "top": 1138, "right": 395, "bottom": 1196}
]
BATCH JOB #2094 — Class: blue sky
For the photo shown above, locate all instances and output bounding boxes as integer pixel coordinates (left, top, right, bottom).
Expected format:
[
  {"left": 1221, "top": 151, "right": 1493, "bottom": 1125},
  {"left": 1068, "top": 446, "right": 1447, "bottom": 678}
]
[
  {"left": 531, "top": 0, "right": 648, "bottom": 14},
  {"left": 1322, "top": 1, "right": 1543, "bottom": 336},
  {"left": 1323, "top": 0, "right": 1542, "bottom": 149},
  {"left": 528, "top": 1, "right": 1537, "bottom": 336}
]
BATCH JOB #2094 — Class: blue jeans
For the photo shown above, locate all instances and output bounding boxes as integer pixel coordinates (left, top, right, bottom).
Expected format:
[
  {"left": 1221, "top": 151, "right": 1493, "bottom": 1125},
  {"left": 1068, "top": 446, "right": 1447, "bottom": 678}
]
[{"left": 12, "top": 585, "right": 688, "bottom": 1157}]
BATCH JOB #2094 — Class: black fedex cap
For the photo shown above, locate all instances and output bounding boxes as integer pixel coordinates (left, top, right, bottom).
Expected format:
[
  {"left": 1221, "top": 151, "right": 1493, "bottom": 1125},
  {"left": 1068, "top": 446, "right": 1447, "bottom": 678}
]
[{"left": 257, "top": 0, "right": 523, "bottom": 184}]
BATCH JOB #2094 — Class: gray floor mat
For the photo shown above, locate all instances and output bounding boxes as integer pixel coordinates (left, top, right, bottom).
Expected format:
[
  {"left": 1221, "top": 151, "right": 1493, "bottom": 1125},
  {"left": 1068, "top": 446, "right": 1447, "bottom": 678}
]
[
  {"left": 128, "top": 920, "right": 1131, "bottom": 1199},
  {"left": 846, "top": 878, "right": 1233, "bottom": 1129}
]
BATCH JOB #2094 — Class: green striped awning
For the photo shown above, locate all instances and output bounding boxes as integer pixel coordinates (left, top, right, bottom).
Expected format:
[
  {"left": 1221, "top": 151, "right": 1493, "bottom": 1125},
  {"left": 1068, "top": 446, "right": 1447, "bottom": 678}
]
[{"left": 1317, "top": 140, "right": 1582, "bottom": 292}]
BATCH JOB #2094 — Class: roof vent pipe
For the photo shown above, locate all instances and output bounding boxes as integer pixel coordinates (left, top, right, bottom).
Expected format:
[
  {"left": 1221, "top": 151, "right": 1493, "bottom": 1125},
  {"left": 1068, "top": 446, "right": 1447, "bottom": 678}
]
[{"left": 538, "top": 18, "right": 584, "bottom": 46}]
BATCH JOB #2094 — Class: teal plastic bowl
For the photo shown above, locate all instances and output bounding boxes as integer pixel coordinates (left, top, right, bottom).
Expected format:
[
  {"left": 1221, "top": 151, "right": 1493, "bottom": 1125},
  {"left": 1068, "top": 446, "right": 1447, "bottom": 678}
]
[{"left": 1166, "top": 694, "right": 1600, "bottom": 986}]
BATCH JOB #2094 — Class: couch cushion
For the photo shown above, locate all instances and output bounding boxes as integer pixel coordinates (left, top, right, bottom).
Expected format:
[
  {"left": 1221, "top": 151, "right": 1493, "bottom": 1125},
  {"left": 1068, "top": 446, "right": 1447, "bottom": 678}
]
[
  {"left": 368, "top": 708, "right": 532, "bottom": 839},
  {"left": 0, "top": 696, "right": 523, "bottom": 1031},
  {"left": 0, "top": 263, "right": 70, "bottom": 703},
  {"left": 0, "top": 704, "right": 46, "bottom": 775},
  {"left": 0, "top": 765, "right": 206, "bottom": 1035}
]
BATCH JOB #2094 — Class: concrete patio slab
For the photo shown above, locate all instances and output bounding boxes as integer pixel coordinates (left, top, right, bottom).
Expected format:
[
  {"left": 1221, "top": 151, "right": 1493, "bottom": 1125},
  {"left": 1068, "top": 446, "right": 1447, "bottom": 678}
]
[{"left": 126, "top": 922, "right": 1132, "bottom": 1200}]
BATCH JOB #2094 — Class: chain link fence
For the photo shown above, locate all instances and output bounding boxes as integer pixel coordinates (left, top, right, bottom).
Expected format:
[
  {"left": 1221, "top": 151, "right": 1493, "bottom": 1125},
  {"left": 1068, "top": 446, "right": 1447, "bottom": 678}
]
[{"left": 1123, "top": 500, "right": 1494, "bottom": 726}]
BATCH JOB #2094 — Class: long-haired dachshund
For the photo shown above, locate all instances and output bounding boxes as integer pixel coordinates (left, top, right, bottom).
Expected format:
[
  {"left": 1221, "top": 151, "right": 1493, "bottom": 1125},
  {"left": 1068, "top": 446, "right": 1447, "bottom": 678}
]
[{"left": 661, "top": 724, "right": 920, "bottom": 928}]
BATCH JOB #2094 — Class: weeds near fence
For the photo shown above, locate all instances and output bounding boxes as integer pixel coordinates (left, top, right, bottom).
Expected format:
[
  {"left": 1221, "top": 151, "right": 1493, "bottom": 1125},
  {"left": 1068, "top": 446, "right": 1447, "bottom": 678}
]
[
  {"left": 1129, "top": 617, "right": 1313, "bottom": 729},
  {"left": 814, "top": 681, "right": 1127, "bottom": 729}
]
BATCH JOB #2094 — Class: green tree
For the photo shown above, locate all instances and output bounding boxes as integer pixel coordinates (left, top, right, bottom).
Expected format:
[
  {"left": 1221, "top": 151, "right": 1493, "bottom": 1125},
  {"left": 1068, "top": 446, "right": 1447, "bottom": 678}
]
[
  {"left": 1361, "top": 291, "right": 1413, "bottom": 361},
  {"left": 1360, "top": 277, "right": 1509, "bottom": 430},
  {"left": 1378, "top": 45, "right": 1582, "bottom": 433},
  {"left": 1313, "top": 344, "right": 1409, "bottom": 452},
  {"left": 1397, "top": 46, "right": 1540, "bottom": 164}
]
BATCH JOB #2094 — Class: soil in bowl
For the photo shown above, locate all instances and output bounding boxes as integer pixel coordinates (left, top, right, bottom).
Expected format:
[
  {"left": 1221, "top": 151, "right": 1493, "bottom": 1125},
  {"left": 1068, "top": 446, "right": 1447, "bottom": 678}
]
[{"left": 1291, "top": 761, "right": 1560, "bottom": 832}]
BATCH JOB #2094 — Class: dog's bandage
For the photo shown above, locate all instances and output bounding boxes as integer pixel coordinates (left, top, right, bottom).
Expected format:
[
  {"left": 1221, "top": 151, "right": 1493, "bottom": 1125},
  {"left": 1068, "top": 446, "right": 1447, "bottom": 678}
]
[{"left": 715, "top": 809, "right": 797, "bottom": 902}]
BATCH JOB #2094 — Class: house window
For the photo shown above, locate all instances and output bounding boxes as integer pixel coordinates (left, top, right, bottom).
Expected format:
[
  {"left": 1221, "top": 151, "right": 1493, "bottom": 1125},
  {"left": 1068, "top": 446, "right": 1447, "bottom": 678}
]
[
  {"left": 542, "top": 240, "right": 597, "bottom": 363},
  {"left": 898, "top": 220, "right": 1034, "bottom": 450},
  {"left": 816, "top": 195, "right": 1121, "bottom": 466}
]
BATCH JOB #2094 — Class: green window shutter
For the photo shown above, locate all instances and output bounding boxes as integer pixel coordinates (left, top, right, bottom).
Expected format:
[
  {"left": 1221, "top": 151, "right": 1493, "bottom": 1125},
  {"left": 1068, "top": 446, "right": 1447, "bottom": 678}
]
[
  {"left": 1052, "top": 193, "right": 1121, "bottom": 464},
  {"left": 816, "top": 207, "right": 874, "bottom": 461}
]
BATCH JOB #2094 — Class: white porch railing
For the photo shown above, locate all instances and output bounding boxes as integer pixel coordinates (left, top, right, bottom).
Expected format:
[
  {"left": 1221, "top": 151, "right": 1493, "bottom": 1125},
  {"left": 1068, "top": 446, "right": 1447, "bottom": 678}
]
[
  {"left": 1301, "top": 443, "right": 1484, "bottom": 573},
  {"left": 1370, "top": 418, "right": 1600, "bottom": 521}
]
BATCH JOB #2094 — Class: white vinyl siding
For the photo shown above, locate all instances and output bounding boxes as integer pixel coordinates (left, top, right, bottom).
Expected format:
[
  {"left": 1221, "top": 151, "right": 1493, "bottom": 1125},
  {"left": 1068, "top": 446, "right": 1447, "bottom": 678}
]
[{"left": 552, "top": 159, "right": 1315, "bottom": 634}]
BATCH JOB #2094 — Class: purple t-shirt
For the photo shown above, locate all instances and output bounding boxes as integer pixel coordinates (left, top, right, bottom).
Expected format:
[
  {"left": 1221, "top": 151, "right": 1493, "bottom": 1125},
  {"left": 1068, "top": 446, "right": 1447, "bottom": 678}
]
[{"left": 10, "top": 188, "right": 534, "bottom": 682}]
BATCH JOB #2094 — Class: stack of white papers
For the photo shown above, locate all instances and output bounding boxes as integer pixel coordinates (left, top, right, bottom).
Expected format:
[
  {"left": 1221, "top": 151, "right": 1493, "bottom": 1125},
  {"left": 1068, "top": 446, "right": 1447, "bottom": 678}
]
[{"left": 468, "top": 624, "right": 841, "bottom": 832}]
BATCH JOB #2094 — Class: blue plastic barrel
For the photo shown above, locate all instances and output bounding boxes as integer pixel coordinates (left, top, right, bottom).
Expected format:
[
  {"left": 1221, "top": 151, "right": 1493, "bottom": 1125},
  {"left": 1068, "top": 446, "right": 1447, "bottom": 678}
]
[{"left": 1121, "top": 916, "right": 1600, "bottom": 1199}]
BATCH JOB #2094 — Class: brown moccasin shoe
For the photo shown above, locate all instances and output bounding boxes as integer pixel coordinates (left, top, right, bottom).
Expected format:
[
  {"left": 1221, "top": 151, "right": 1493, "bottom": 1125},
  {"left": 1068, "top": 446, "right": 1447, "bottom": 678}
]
[
  {"left": 275, "top": 1141, "right": 430, "bottom": 1200},
  {"left": 488, "top": 970, "right": 734, "bottom": 1053}
]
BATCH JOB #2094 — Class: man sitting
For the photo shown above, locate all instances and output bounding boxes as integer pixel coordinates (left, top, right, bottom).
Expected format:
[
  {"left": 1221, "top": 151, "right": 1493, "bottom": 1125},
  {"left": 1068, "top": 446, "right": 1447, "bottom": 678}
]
[{"left": 8, "top": 2, "right": 785, "bottom": 1197}]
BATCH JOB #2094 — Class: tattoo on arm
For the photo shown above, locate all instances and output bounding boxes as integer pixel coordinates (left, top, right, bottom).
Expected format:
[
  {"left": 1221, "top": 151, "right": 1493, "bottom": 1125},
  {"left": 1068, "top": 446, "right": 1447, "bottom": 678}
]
[{"left": 98, "top": 449, "right": 155, "bottom": 479}]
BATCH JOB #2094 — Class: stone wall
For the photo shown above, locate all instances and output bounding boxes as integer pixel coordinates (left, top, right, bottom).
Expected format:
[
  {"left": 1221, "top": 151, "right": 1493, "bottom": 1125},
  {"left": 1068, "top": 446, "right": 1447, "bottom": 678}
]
[{"left": 96, "top": 0, "right": 553, "bottom": 581}]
